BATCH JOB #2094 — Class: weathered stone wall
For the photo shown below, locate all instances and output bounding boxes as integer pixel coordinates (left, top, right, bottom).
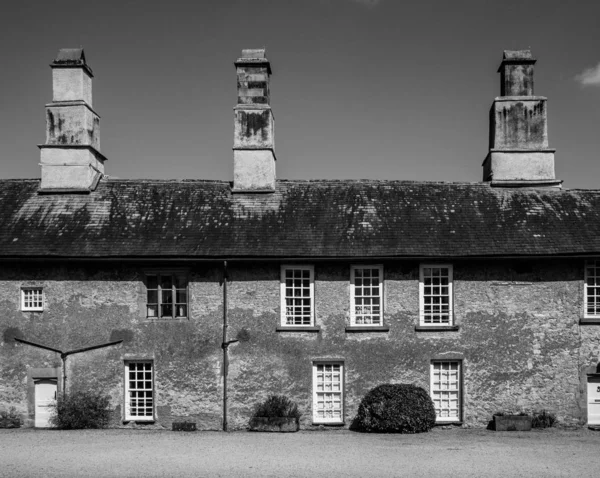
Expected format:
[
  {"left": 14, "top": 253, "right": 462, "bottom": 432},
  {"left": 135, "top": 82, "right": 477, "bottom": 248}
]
[{"left": 1, "top": 259, "right": 599, "bottom": 429}]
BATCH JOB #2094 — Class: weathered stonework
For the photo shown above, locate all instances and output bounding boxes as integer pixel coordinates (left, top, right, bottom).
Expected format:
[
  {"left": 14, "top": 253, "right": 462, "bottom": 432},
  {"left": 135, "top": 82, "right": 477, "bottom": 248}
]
[{"left": 1, "top": 259, "right": 598, "bottom": 429}]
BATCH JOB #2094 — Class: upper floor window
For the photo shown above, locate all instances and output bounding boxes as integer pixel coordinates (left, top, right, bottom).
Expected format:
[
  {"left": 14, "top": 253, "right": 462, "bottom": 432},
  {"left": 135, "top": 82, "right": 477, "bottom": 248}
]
[
  {"left": 419, "top": 264, "right": 453, "bottom": 326},
  {"left": 585, "top": 261, "right": 600, "bottom": 317},
  {"left": 22, "top": 287, "right": 44, "bottom": 311},
  {"left": 146, "top": 272, "right": 188, "bottom": 319},
  {"left": 350, "top": 265, "right": 383, "bottom": 326},
  {"left": 280, "top": 265, "right": 314, "bottom": 326}
]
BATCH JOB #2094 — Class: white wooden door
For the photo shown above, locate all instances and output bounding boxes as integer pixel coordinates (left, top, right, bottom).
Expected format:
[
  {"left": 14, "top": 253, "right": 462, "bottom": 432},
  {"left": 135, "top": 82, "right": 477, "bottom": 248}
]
[
  {"left": 35, "top": 379, "right": 57, "bottom": 427},
  {"left": 587, "top": 376, "right": 600, "bottom": 426}
]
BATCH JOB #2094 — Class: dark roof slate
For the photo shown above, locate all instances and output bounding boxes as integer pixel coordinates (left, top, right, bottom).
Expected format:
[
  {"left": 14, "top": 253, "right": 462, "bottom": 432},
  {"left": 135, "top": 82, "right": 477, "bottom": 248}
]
[{"left": 0, "top": 178, "right": 599, "bottom": 259}]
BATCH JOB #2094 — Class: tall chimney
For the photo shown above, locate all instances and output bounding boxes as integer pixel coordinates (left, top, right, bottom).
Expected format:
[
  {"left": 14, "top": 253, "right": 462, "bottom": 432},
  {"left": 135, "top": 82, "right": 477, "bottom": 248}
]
[
  {"left": 39, "top": 48, "right": 106, "bottom": 192},
  {"left": 482, "top": 50, "right": 561, "bottom": 187},
  {"left": 232, "top": 49, "right": 276, "bottom": 192}
]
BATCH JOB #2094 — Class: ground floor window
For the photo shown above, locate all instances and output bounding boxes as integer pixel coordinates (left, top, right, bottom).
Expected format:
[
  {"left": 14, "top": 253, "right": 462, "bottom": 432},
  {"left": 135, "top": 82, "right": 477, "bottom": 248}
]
[
  {"left": 125, "top": 361, "right": 154, "bottom": 421},
  {"left": 430, "top": 361, "right": 461, "bottom": 422},
  {"left": 312, "top": 362, "right": 344, "bottom": 424}
]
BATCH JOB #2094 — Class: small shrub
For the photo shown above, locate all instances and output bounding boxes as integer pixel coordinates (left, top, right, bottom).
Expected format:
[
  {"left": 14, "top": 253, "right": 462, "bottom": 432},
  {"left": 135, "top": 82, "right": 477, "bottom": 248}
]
[
  {"left": 354, "top": 384, "right": 436, "bottom": 433},
  {"left": 251, "top": 395, "right": 301, "bottom": 419},
  {"left": 0, "top": 406, "right": 22, "bottom": 428},
  {"left": 50, "top": 390, "right": 112, "bottom": 429},
  {"left": 531, "top": 409, "right": 557, "bottom": 428}
]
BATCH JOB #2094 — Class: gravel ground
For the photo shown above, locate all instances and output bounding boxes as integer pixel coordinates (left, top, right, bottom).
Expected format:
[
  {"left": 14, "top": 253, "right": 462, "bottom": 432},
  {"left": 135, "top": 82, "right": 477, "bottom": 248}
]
[{"left": 2, "top": 427, "right": 600, "bottom": 477}]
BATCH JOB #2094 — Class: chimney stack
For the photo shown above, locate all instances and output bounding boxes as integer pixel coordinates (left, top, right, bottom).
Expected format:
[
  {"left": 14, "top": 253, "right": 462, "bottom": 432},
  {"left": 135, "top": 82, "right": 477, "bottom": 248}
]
[
  {"left": 39, "top": 48, "right": 106, "bottom": 192},
  {"left": 482, "top": 50, "right": 561, "bottom": 187},
  {"left": 232, "top": 49, "right": 276, "bottom": 192}
]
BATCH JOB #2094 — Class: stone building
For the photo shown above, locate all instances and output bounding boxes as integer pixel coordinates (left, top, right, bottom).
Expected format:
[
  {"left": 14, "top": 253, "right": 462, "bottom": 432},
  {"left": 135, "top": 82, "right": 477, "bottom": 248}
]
[{"left": 1, "top": 48, "right": 600, "bottom": 430}]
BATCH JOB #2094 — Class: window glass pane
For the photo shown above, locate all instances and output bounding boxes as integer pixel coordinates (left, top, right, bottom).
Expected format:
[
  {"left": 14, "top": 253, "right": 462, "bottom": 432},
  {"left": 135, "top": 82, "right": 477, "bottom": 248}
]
[
  {"left": 174, "top": 275, "right": 187, "bottom": 289},
  {"left": 176, "top": 305, "right": 187, "bottom": 317},
  {"left": 147, "top": 275, "right": 158, "bottom": 289},
  {"left": 147, "top": 290, "right": 158, "bottom": 304},
  {"left": 161, "top": 304, "right": 173, "bottom": 317},
  {"left": 162, "top": 290, "right": 173, "bottom": 304},
  {"left": 160, "top": 275, "right": 173, "bottom": 289},
  {"left": 147, "top": 305, "right": 158, "bottom": 317},
  {"left": 176, "top": 290, "right": 187, "bottom": 303}
]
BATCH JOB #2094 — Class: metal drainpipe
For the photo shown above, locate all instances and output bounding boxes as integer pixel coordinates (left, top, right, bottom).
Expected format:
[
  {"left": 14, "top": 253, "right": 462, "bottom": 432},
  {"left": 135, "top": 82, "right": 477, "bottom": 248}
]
[
  {"left": 221, "top": 261, "right": 239, "bottom": 432},
  {"left": 222, "top": 261, "right": 229, "bottom": 432}
]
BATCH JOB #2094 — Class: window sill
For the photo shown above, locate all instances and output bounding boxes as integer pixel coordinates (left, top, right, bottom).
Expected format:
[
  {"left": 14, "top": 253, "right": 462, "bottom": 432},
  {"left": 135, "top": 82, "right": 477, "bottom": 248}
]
[
  {"left": 145, "top": 317, "right": 189, "bottom": 321},
  {"left": 580, "top": 318, "right": 600, "bottom": 325},
  {"left": 415, "top": 325, "right": 459, "bottom": 332},
  {"left": 435, "top": 421, "right": 462, "bottom": 426},
  {"left": 345, "top": 326, "right": 390, "bottom": 333},
  {"left": 276, "top": 326, "right": 321, "bottom": 333}
]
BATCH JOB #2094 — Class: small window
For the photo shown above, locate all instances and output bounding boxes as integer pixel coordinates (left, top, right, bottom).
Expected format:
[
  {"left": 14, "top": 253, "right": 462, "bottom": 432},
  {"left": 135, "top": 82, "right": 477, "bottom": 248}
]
[
  {"left": 280, "top": 265, "right": 314, "bottom": 326},
  {"left": 419, "top": 264, "right": 453, "bottom": 326},
  {"left": 125, "top": 361, "right": 154, "bottom": 421},
  {"left": 312, "top": 362, "right": 344, "bottom": 424},
  {"left": 585, "top": 261, "right": 600, "bottom": 317},
  {"left": 22, "top": 287, "right": 44, "bottom": 311},
  {"left": 430, "top": 361, "right": 461, "bottom": 422},
  {"left": 146, "top": 272, "right": 188, "bottom": 319},
  {"left": 350, "top": 265, "right": 383, "bottom": 326}
]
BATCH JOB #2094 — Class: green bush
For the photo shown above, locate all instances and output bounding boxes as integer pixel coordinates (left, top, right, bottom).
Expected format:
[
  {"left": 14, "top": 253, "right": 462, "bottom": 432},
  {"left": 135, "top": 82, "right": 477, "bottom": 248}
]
[
  {"left": 251, "top": 395, "right": 301, "bottom": 419},
  {"left": 0, "top": 406, "right": 22, "bottom": 428},
  {"left": 50, "top": 390, "right": 112, "bottom": 429},
  {"left": 354, "top": 384, "right": 436, "bottom": 433},
  {"left": 531, "top": 409, "right": 557, "bottom": 428}
]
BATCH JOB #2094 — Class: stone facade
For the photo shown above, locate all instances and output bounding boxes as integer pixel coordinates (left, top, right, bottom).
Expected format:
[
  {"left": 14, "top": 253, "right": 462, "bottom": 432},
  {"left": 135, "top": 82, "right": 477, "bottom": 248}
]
[{"left": 1, "top": 259, "right": 598, "bottom": 429}]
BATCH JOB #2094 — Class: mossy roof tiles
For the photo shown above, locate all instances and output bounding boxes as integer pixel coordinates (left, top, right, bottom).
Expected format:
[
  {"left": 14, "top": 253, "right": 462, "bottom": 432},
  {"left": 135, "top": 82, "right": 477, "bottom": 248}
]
[{"left": 1, "top": 178, "right": 599, "bottom": 259}]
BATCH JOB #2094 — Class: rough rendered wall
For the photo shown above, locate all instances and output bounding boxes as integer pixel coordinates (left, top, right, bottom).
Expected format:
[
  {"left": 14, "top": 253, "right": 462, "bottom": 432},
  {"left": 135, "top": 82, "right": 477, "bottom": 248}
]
[
  {"left": 224, "top": 260, "right": 596, "bottom": 429},
  {"left": 0, "top": 264, "right": 224, "bottom": 429},
  {"left": 1, "top": 260, "right": 598, "bottom": 429}
]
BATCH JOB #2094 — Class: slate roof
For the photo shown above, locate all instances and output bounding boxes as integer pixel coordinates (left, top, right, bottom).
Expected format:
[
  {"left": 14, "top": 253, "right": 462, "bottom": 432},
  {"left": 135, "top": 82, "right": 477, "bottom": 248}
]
[{"left": 0, "top": 178, "right": 599, "bottom": 259}]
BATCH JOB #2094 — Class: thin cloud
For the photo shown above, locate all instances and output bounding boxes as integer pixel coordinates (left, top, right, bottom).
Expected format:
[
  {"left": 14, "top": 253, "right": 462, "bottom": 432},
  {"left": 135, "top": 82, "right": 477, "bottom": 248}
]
[{"left": 575, "top": 62, "right": 600, "bottom": 87}]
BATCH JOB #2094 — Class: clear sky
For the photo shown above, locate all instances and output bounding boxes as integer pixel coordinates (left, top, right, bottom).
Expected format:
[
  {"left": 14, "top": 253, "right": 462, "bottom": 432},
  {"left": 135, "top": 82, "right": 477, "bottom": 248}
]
[{"left": 1, "top": 0, "right": 600, "bottom": 188}]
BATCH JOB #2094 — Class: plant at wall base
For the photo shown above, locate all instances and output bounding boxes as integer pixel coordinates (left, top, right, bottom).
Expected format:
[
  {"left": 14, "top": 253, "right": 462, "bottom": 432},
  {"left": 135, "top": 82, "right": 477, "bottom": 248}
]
[
  {"left": 251, "top": 395, "right": 301, "bottom": 419},
  {"left": 353, "top": 384, "right": 436, "bottom": 434},
  {"left": 531, "top": 409, "right": 557, "bottom": 428},
  {"left": 0, "top": 406, "right": 22, "bottom": 428},
  {"left": 49, "top": 390, "right": 112, "bottom": 429}
]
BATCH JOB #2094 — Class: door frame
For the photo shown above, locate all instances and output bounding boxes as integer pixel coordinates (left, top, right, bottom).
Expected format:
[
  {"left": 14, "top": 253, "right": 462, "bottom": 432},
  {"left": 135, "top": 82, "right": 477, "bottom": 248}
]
[{"left": 27, "top": 367, "right": 61, "bottom": 427}]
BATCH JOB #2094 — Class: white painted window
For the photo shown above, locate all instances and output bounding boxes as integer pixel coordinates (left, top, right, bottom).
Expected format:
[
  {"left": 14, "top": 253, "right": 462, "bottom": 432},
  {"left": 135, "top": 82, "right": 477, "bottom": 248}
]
[
  {"left": 146, "top": 272, "right": 188, "bottom": 319},
  {"left": 419, "top": 264, "right": 453, "bottom": 325},
  {"left": 350, "top": 265, "right": 383, "bottom": 326},
  {"left": 281, "top": 265, "right": 314, "bottom": 326},
  {"left": 430, "top": 361, "right": 461, "bottom": 422},
  {"left": 312, "top": 362, "right": 343, "bottom": 424},
  {"left": 21, "top": 287, "right": 44, "bottom": 311},
  {"left": 125, "top": 361, "right": 154, "bottom": 421},
  {"left": 585, "top": 261, "right": 600, "bottom": 317}
]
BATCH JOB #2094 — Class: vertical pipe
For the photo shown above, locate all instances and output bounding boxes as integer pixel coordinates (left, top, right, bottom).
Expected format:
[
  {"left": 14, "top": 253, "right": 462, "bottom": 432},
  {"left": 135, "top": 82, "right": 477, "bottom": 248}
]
[
  {"left": 222, "top": 261, "right": 228, "bottom": 432},
  {"left": 62, "top": 355, "right": 67, "bottom": 399}
]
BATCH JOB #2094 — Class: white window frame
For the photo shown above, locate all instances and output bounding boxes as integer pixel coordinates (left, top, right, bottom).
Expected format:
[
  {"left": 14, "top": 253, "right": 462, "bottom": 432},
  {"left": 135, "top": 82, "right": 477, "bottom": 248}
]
[
  {"left": 430, "top": 361, "right": 461, "bottom": 423},
  {"left": 145, "top": 270, "right": 188, "bottom": 319},
  {"left": 312, "top": 362, "right": 344, "bottom": 424},
  {"left": 585, "top": 260, "right": 600, "bottom": 318},
  {"left": 350, "top": 265, "right": 383, "bottom": 326},
  {"left": 124, "top": 361, "right": 154, "bottom": 421},
  {"left": 21, "top": 287, "right": 44, "bottom": 312},
  {"left": 280, "top": 265, "right": 315, "bottom": 327},
  {"left": 419, "top": 264, "right": 453, "bottom": 326}
]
